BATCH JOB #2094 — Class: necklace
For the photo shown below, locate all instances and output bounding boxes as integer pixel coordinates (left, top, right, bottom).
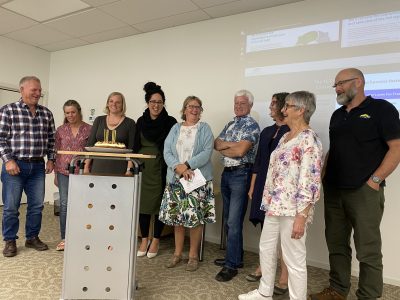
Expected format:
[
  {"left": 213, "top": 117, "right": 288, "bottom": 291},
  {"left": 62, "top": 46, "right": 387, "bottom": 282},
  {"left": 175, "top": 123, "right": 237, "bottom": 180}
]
[{"left": 107, "top": 115, "right": 124, "bottom": 129}]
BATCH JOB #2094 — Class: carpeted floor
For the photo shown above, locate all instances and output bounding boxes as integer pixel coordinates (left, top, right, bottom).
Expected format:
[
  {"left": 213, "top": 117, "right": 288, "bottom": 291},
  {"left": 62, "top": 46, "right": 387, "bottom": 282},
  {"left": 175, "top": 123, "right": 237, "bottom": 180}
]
[{"left": 0, "top": 204, "right": 399, "bottom": 299}]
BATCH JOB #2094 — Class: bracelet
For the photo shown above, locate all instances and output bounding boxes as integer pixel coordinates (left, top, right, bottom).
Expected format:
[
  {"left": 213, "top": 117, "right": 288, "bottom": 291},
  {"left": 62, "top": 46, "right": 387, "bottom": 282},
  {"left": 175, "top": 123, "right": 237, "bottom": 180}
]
[
  {"left": 297, "top": 211, "right": 308, "bottom": 219},
  {"left": 184, "top": 161, "right": 191, "bottom": 169}
]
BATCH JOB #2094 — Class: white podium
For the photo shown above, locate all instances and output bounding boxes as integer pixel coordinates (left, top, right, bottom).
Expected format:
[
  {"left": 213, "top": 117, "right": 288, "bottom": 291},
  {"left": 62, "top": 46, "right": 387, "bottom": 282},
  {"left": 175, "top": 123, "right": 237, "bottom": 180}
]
[{"left": 58, "top": 151, "right": 154, "bottom": 300}]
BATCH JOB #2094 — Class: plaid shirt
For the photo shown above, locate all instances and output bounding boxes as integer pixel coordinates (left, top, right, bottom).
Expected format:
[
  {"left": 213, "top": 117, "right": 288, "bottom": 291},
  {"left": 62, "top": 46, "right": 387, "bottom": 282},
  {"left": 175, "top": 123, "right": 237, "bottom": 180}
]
[{"left": 0, "top": 99, "right": 56, "bottom": 163}]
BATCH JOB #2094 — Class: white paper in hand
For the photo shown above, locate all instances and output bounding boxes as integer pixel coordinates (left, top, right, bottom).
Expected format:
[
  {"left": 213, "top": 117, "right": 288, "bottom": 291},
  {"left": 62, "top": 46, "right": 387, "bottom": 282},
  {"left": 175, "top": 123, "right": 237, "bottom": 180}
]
[{"left": 179, "top": 169, "right": 207, "bottom": 193}]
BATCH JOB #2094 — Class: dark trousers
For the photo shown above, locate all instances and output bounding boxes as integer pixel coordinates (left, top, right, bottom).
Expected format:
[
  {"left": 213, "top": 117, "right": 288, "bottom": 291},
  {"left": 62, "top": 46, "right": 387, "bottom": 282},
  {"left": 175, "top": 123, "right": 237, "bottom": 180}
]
[
  {"left": 324, "top": 182, "right": 385, "bottom": 299},
  {"left": 139, "top": 213, "right": 164, "bottom": 239}
]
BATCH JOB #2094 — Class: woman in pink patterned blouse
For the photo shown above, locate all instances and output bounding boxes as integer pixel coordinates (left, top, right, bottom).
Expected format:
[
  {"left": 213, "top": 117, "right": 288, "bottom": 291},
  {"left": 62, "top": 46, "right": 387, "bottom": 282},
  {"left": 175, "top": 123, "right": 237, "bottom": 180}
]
[
  {"left": 239, "top": 91, "right": 323, "bottom": 300},
  {"left": 54, "top": 100, "right": 91, "bottom": 251}
]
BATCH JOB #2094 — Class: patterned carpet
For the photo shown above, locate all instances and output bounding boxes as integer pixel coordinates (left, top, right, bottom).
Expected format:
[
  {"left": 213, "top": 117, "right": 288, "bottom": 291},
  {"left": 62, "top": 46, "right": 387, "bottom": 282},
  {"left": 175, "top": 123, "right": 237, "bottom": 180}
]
[{"left": 0, "top": 204, "right": 399, "bottom": 299}]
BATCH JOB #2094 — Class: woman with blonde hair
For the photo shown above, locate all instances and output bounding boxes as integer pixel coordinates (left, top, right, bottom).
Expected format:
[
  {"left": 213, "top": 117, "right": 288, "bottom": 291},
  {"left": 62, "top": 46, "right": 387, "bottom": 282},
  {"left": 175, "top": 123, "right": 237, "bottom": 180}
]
[
  {"left": 159, "top": 96, "right": 215, "bottom": 272},
  {"left": 85, "top": 92, "right": 136, "bottom": 175}
]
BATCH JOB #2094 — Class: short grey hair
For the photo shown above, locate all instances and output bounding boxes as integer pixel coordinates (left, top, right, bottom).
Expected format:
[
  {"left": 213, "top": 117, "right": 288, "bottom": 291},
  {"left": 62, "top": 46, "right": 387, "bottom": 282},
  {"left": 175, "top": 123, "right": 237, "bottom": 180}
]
[
  {"left": 19, "top": 76, "right": 40, "bottom": 87},
  {"left": 286, "top": 91, "right": 316, "bottom": 124},
  {"left": 234, "top": 89, "right": 254, "bottom": 105}
]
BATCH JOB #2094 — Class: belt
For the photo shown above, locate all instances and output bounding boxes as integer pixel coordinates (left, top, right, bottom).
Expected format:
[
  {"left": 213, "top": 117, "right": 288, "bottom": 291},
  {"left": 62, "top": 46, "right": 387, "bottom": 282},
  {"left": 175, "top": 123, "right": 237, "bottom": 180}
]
[
  {"left": 16, "top": 157, "right": 44, "bottom": 163},
  {"left": 223, "top": 163, "right": 253, "bottom": 172}
]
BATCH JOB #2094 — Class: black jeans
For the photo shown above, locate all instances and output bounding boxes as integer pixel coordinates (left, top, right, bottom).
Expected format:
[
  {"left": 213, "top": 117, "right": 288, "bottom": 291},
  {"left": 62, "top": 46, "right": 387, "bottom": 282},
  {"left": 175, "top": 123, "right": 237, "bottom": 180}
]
[{"left": 139, "top": 213, "right": 164, "bottom": 239}]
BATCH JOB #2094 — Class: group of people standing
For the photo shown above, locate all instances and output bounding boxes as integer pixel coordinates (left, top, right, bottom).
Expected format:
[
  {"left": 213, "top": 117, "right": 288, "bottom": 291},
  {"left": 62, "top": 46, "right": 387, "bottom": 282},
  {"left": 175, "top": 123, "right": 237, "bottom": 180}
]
[{"left": 0, "top": 67, "right": 399, "bottom": 300}]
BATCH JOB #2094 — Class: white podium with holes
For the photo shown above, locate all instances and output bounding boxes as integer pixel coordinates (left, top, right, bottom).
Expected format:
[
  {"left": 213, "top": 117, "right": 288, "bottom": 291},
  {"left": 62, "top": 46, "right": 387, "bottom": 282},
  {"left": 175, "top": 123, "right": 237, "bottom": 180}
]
[{"left": 58, "top": 151, "right": 153, "bottom": 300}]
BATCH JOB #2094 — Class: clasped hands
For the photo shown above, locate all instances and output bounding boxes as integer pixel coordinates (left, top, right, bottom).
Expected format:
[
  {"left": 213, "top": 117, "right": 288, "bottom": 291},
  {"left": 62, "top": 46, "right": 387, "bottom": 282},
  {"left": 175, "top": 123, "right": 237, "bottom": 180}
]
[{"left": 175, "top": 163, "right": 194, "bottom": 181}]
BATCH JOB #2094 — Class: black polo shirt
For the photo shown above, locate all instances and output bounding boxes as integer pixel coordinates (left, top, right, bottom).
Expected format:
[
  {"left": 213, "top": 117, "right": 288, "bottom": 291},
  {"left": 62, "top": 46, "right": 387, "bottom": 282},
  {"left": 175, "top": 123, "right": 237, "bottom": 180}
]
[{"left": 324, "top": 96, "right": 400, "bottom": 189}]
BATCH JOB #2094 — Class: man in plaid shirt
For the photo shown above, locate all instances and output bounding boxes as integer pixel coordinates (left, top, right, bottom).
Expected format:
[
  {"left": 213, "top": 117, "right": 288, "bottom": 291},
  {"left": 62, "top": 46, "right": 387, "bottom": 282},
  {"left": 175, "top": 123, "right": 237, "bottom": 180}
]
[{"left": 0, "top": 76, "right": 56, "bottom": 257}]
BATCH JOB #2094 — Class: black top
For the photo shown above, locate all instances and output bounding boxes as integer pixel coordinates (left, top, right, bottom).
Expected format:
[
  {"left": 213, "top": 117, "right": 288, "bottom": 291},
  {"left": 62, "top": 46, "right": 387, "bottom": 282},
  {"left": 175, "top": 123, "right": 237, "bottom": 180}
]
[
  {"left": 324, "top": 96, "right": 400, "bottom": 189},
  {"left": 86, "top": 115, "right": 136, "bottom": 175},
  {"left": 249, "top": 124, "right": 289, "bottom": 226},
  {"left": 134, "top": 107, "right": 177, "bottom": 189}
]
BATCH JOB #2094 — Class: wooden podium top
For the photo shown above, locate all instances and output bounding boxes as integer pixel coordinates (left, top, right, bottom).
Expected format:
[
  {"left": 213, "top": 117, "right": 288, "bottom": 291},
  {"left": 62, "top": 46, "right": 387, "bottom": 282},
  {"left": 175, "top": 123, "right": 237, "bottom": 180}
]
[{"left": 57, "top": 150, "right": 156, "bottom": 159}]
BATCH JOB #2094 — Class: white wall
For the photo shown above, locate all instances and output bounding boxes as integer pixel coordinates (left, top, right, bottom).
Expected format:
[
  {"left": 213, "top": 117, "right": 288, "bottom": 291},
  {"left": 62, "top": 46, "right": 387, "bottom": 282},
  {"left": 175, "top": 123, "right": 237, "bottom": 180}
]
[
  {"left": 46, "top": 0, "right": 400, "bottom": 285},
  {"left": 0, "top": 36, "right": 51, "bottom": 205},
  {"left": 0, "top": 36, "right": 50, "bottom": 91}
]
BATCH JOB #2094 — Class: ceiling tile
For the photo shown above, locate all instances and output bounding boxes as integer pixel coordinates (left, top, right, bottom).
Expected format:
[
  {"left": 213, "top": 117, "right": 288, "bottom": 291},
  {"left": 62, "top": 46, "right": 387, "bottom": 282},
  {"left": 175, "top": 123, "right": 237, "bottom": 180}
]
[
  {"left": 81, "top": 0, "right": 120, "bottom": 7},
  {"left": 100, "top": 0, "right": 198, "bottom": 25},
  {"left": 0, "top": 7, "right": 38, "bottom": 34},
  {"left": 204, "top": 0, "right": 303, "bottom": 18},
  {"left": 44, "top": 9, "right": 127, "bottom": 37},
  {"left": 190, "top": 0, "right": 236, "bottom": 9},
  {"left": 134, "top": 10, "right": 210, "bottom": 32},
  {"left": 81, "top": 25, "right": 140, "bottom": 43},
  {"left": 38, "top": 38, "right": 89, "bottom": 51},
  {"left": 2, "top": 0, "right": 90, "bottom": 22},
  {"left": 4, "top": 24, "right": 72, "bottom": 46}
]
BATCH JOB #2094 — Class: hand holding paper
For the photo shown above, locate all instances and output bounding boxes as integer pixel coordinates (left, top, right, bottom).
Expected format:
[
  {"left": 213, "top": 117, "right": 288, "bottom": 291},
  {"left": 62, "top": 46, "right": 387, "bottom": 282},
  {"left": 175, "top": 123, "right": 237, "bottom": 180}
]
[{"left": 179, "top": 169, "right": 207, "bottom": 193}]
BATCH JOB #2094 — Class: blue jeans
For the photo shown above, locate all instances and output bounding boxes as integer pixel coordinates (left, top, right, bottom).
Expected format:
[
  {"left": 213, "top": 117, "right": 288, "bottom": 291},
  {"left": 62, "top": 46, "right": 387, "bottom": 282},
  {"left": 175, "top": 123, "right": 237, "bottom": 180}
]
[
  {"left": 1, "top": 160, "right": 45, "bottom": 241},
  {"left": 57, "top": 173, "right": 69, "bottom": 240},
  {"left": 220, "top": 167, "right": 251, "bottom": 269}
]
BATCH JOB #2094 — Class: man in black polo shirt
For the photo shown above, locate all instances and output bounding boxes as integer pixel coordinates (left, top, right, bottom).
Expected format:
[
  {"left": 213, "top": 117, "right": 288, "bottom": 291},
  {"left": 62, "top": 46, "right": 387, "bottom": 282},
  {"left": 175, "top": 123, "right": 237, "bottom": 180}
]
[{"left": 309, "top": 68, "right": 400, "bottom": 300}]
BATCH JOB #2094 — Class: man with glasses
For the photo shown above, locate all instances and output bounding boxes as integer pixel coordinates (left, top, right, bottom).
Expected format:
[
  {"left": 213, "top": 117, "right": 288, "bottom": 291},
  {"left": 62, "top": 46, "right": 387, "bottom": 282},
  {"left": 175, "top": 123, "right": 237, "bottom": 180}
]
[
  {"left": 309, "top": 68, "right": 400, "bottom": 300},
  {"left": 214, "top": 90, "right": 260, "bottom": 282}
]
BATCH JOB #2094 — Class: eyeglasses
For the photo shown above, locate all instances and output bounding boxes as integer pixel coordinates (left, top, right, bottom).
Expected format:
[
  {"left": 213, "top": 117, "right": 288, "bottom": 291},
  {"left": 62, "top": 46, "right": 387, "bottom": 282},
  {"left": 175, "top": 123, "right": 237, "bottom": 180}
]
[
  {"left": 186, "top": 105, "right": 203, "bottom": 111},
  {"left": 283, "top": 103, "right": 298, "bottom": 110},
  {"left": 332, "top": 78, "right": 357, "bottom": 88},
  {"left": 149, "top": 100, "right": 164, "bottom": 105}
]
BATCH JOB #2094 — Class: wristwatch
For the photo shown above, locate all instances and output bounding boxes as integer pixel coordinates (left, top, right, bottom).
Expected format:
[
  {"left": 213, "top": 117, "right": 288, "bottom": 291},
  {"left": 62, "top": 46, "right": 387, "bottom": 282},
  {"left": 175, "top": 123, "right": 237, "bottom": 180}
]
[{"left": 370, "top": 175, "right": 382, "bottom": 184}]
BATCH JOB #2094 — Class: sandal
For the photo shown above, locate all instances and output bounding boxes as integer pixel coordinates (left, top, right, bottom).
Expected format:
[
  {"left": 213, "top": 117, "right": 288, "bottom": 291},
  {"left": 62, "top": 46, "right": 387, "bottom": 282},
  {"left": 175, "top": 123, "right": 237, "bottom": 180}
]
[
  {"left": 186, "top": 257, "right": 199, "bottom": 272},
  {"left": 274, "top": 283, "right": 288, "bottom": 295},
  {"left": 56, "top": 240, "right": 65, "bottom": 251},
  {"left": 165, "top": 255, "right": 182, "bottom": 268}
]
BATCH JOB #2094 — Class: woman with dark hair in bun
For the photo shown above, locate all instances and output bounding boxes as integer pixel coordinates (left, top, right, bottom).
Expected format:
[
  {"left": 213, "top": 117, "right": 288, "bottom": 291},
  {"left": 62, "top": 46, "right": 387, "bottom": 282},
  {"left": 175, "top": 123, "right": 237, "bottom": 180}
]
[{"left": 135, "top": 82, "right": 177, "bottom": 258}]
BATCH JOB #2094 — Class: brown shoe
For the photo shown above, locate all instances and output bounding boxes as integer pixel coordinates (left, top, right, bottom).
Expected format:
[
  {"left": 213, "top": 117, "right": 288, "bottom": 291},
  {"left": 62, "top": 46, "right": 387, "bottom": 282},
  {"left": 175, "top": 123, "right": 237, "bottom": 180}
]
[
  {"left": 25, "top": 237, "right": 48, "bottom": 251},
  {"left": 165, "top": 255, "right": 182, "bottom": 268},
  {"left": 308, "top": 287, "right": 346, "bottom": 300},
  {"left": 3, "top": 240, "right": 17, "bottom": 257},
  {"left": 186, "top": 257, "right": 199, "bottom": 271}
]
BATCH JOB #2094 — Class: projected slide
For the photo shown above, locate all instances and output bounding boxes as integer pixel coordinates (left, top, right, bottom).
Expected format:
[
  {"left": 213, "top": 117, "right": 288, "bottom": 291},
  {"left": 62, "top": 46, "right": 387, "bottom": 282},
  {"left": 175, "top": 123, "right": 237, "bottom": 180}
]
[
  {"left": 246, "top": 21, "right": 339, "bottom": 53},
  {"left": 244, "top": 52, "right": 400, "bottom": 149},
  {"left": 342, "top": 11, "right": 400, "bottom": 48},
  {"left": 365, "top": 72, "right": 400, "bottom": 110}
]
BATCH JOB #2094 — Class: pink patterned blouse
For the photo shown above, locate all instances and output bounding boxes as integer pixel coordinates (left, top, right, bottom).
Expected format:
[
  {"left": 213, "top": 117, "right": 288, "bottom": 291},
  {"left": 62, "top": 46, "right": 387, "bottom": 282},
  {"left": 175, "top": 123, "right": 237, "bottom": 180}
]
[
  {"left": 261, "top": 129, "right": 323, "bottom": 223},
  {"left": 54, "top": 122, "right": 92, "bottom": 175}
]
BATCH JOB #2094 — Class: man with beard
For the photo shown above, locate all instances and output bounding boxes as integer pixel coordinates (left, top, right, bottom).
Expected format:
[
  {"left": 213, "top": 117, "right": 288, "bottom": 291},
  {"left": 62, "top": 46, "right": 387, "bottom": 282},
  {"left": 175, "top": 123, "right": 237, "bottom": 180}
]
[{"left": 309, "top": 68, "right": 400, "bottom": 300}]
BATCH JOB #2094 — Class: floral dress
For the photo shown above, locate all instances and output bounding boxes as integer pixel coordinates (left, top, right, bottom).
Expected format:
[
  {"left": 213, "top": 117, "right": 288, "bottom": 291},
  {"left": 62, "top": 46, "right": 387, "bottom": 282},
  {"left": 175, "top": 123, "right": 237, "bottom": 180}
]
[{"left": 159, "top": 123, "right": 216, "bottom": 228}]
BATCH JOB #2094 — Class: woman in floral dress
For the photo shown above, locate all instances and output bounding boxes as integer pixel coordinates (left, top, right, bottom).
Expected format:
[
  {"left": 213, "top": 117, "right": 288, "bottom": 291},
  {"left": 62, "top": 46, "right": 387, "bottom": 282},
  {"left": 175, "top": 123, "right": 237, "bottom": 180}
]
[
  {"left": 159, "top": 96, "right": 215, "bottom": 272},
  {"left": 239, "top": 91, "right": 323, "bottom": 300}
]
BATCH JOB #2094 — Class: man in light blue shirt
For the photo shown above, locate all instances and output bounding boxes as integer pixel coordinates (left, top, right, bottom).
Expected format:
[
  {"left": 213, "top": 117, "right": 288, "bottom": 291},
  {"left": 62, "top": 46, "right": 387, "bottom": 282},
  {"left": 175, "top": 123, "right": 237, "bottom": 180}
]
[{"left": 214, "top": 89, "right": 260, "bottom": 282}]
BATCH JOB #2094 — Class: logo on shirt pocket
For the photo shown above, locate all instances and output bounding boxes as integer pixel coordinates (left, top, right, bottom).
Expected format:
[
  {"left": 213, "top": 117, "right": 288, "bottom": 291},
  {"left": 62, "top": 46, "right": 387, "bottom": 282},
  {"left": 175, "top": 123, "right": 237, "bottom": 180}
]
[{"left": 359, "top": 114, "right": 371, "bottom": 119}]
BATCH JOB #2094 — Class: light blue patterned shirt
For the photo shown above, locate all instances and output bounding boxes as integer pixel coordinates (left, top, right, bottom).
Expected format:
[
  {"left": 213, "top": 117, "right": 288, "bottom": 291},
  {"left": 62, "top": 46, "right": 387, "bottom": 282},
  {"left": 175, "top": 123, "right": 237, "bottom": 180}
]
[{"left": 218, "top": 114, "right": 260, "bottom": 167}]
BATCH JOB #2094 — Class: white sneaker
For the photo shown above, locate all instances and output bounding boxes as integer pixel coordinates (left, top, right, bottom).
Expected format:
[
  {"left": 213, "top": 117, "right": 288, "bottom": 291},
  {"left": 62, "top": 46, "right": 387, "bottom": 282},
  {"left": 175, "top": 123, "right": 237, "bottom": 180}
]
[{"left": 238, "top": 289, "right": 272, "bottom": 300}]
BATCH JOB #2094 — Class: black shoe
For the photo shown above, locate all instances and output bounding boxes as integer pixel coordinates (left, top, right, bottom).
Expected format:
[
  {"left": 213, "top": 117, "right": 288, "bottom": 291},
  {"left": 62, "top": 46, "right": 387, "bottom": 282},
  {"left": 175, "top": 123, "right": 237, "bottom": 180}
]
[
  {"left": 214, "top": 258, "right": 243, "bottom": 268},
  {"left": 3, "top": 240, "right": 17, "bottom": 257},
  {"left": 215, "top": 267, "right": 238, "bottom": 282},
  {"left": 25, "top": 237, "right": 48, "bottom": 251}
]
